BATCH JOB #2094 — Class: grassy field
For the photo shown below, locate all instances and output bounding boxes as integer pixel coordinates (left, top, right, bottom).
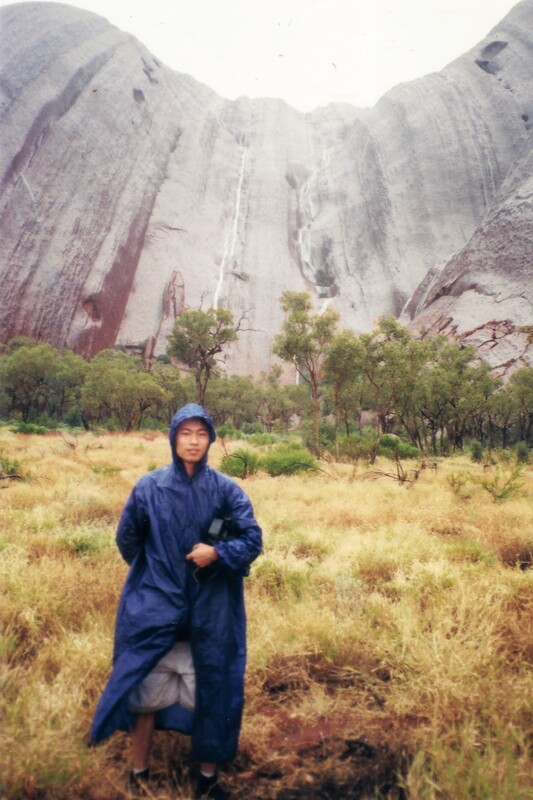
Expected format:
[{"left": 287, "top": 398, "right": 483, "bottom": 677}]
[{"left": 1, "top": 429, "right": 532, "bottom": 799}]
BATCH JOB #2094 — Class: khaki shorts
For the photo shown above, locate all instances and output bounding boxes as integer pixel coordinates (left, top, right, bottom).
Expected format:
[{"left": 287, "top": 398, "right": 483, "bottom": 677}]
[{"left": 128, "top": 641, "right": 196, "bottom": 713}]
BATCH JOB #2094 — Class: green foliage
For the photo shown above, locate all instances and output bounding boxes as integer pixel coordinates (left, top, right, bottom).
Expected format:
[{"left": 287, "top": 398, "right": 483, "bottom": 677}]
[
  {"left": 470, "top": 441, "right": 484, "bottom": 462},
  {"left": 260, "top": 444, "right": 317, "bottom": 476},
  {"left": 477, "top": 465, "right": 525, "bottom": 503},
  {"left": 216, "top": 423, "right": 242, "bottom": 440},
  {"left": 241, "top": 422, "right": 264, "bottom": 435},
  {"left": 247, "top": 432, "right": 279, "bottom": 446},
  {"left": 338, "top": 427, "right": 378, "bottom": 463},
  {"left": 219, "top": 448, "right": 260, "bottom": 478},
  {"left": 378, "top": 434, "right": 419, "bottom": 460},
  {"left": 447, "top": 463, "right": 526, "bottom": 503},
  {"left": 64, "top": 406, "right": 84, "bottom": 428},
  {"left": 90, "top": 465, "right": 120, "bottom": 477},
  {"left": 0, "top": 451, "right": 21, "bottom": 477},
  {"left": 1, "top": 319, "right": 532, "bottom": 452},
  {"left": 509, "top": 367, "right": 533, "bottom": 445},
  {"left": 150, "top": 363, "right": 192, "bottom": 424},
  {"left": 447, "top": 472, "right": 473, "bottom": 500},
  {"left": 206, "top": 374, "right": 259, "bottom": 429},
  {"left": 496, "top": 448, "right": 513, "bottom": 465},
  {"left": 255, "top": 366, "right": 306, "bottom": 434},
  {"left": 302, "top": 418, "right": 336, "bottom": 452},
  {"left": 80, "top": 350, "right": 163, "bottom": 431},
  {"left": 138, "top": 417, "right": 168, "bottom": 432},
  {"left": 167, "top": 307, "right": 240, "bottom": 405},
  {"left": 253, "top": 558, "right": 310, "bottom": 600},
  {"left": 0, "top": 340, "right": 87, "bottom": 424},
  {"left": 273, "top": 291, "right": 339, "bottom": 452},
  {"left": 10, "top": 421, "right": 48, "bottom": 435},
  {"left": 323, "top": 328, "right": 364, "bottom": 449},
  {"left": 61, "top": 528, "right": 112, "bottom": 557},
  {"left": 515, "top": 442, "right": 530, "bottom": 464}
]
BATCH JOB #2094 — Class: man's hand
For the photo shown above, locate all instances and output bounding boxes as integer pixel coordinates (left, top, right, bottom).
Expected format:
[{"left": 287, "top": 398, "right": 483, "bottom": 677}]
[{"left": 186, "top": 543, "right": 219, "bottom": 568}]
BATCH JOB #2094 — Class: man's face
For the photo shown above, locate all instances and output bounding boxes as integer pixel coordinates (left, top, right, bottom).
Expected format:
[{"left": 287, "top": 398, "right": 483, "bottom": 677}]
[{"left": 175, "top": 418, "right": 210, "bottom": 475}]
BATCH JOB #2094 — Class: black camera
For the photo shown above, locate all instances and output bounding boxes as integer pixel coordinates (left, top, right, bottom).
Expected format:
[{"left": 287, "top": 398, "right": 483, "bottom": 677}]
[
  {"left": 204, "top": 515, "right": 238, "bottom": 546},
  {"left": 193, "top": 515, "right": 249, "bottom": 583}
]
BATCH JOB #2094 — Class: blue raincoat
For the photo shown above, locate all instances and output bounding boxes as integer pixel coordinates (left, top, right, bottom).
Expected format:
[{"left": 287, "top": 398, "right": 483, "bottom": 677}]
[{"left": 90, "top": 404, "right": 262, "bottom": 763}]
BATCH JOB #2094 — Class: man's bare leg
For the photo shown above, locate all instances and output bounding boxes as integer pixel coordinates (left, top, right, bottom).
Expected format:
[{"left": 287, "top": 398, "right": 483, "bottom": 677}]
[{"left": 131, "top": 713, "right": 155, "bottom": 771}]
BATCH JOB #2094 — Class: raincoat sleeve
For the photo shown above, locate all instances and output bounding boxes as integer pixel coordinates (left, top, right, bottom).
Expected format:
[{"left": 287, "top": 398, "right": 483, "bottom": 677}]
[
  {"left": 116, "top": 483, "right": 150, "bottom": 565},
  {"left": 212, "top": 477, "right": 262, "bottom": 572}
]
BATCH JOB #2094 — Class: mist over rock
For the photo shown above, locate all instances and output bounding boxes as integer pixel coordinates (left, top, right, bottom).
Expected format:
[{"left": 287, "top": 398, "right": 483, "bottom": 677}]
[{"left": 1, "top": 1, "right": 532, "bottom": 374}]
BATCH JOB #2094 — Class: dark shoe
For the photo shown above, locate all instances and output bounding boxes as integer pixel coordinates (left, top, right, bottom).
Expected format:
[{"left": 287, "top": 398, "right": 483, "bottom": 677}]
[
  {"left": 127, "top": 768, "right": 150, "bottom": 795},
  {"left": 195, "top": 771, "right": 230, "bottom": 799}
]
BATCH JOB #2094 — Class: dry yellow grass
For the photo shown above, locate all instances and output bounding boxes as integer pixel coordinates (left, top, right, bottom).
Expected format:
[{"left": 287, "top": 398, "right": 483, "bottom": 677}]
[{"left": 1, "top": 429, "right": 532, "bottom": 799}]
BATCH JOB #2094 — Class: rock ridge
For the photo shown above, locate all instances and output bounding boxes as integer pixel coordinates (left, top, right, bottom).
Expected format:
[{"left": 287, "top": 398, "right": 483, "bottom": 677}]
[{"left": 0, "top": 1, "right": 532, "bottom": 375}]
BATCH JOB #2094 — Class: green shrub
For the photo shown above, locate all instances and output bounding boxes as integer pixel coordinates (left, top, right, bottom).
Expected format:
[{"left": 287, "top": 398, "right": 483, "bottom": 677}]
[
  {"left": 338, "top": 427, "right": 378, "bottom": 462},
  {"left": 302, "top": 419, "right": 335, "bottom": 451},
  {"left": 470, "top": 441, "right": 484, "bottom": 463},
  {"left": 515, "top": 442, "right": 529, "bottom": 464},
  {"left": 10, "top": 421, "right": 48, "bottom": 435},
  {"left": 139, "top": 417, "right": 167, "bottom": 432},
  {"left": 477, "top": 465, "right": 525, "bottom": 503},
  {"left": 497, "top": 448, "right": 514, "bottom": 465},
  {"left": 241, "top": 422, "right": 264, "bottom": 435},
  {"left": 216, "top": 423, "right": 242, "bottom": 440},
  {"left": 447, "top": 471, "right": 473, "bottom": 499},
  {"left": 378, "top": 434, "right": 419, "bottom": 460},
  {"left": 91, "top": 465, "right": 120, "bottom": 477},
  {"left": 60, "top": 527, "right": 113, "bottom": 557},
  {"left": 104, "top": 419, "right": 120, "bottom": 432},
  {"left": 253, "top": 558, "right": 309, "bottom": 600},
  {"left": 64, "top": 406, "right": 85, "bottom": 428},
  {"left": 247, "top": 432, "right": 279, "bottom": 446},
  {"left": 260, "top": 445, "right": 317, "bottom": 476},
  {"left": 220, "top": 448, "right": 260, "bottom": 478},
  {"left": 0, "top": 451, "right": 21, "bottom": 477}
]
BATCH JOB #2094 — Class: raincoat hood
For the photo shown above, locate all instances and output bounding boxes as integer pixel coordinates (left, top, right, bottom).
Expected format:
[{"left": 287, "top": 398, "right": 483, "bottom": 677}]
[{"left": 169, "top": 403, "right": 216, "bottom": 472}]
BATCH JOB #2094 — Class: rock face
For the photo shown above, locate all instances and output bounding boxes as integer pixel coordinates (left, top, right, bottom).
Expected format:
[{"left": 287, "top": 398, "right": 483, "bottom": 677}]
[{"left": 1, "top": 1, "right": 532, "bottom": 374}]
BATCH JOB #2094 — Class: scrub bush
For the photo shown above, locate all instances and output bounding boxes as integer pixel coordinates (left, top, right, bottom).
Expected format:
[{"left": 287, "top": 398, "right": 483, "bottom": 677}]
[
  {"left": 219, "top": 448, "right": 260, "bottom": 478},
  {"left": 378, "top": 434, "right": 419, "bottom": 459},
  {"left": 241, "top": 422, "right": 264, "bottom": 435},
  {"left": 477, "top": 465, "right": 525, "bottom": 503},
  {"left": 246, "top": 432, "right": 279, "bottom": 446},
  {"left": 10, "top": 421, "right": 48, "bottom": 435},
  {"left": 0, "top": 451, "right": 22, "bottom": 478},
  {"left": 338, "top": 427, "right": 378, "bottom": 462},
  {"left": 302, "top": 419, "right": 336, "bottom": 452},
  {"left": 260, "top": 444, "right": 317, "bottom": 476},
  {"left": 470, "top": 441, "right": 484, "bottom": 462},
  {"left": 216, "top": 423, "right": 242, "bottom": 440},
  {"left": 515, "top": 442, "right": 530, "bottom": 464}
]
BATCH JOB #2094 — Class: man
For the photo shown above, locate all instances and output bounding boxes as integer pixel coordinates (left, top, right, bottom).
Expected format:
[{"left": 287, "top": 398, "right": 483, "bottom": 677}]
[{"left": 90, "top": 403, "right": 262, "bottom": 799}]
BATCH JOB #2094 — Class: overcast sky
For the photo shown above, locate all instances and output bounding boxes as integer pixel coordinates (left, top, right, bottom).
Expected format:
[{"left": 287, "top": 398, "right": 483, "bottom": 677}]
[{"left": 2, "top": 0, "right": 517, "bottom": 110}]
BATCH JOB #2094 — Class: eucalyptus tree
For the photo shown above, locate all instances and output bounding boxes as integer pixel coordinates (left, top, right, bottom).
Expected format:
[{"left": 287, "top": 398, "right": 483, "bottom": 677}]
[
  {"left": 323, "top": 329, "right": 364, "bottom": 456},
  {"left": 272, "top": 291, "right": 339, "bottom": 453},
  {"left": 205, "top": 374, "right": 259, "bottom": 428},
  {"left": 0, "top": 339, "right": 69, "bottom": 422},
  {"left": 256, "top": 365, "right": 304, "bottom": 433},
  {"left": 509, "top": 367, "right": 533, "bottom": 444},
  {"left": 167, "top": 306, "right": 248, "bottom": 406},
  {"left": 150, "top": 362, "right": 192, "bottom": 424},
  {"left": 354, "top": 318, "right": 421, "bottom": 459},
  {"left": 81, "top": 350, "right": 163, "bottom": 430}
]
